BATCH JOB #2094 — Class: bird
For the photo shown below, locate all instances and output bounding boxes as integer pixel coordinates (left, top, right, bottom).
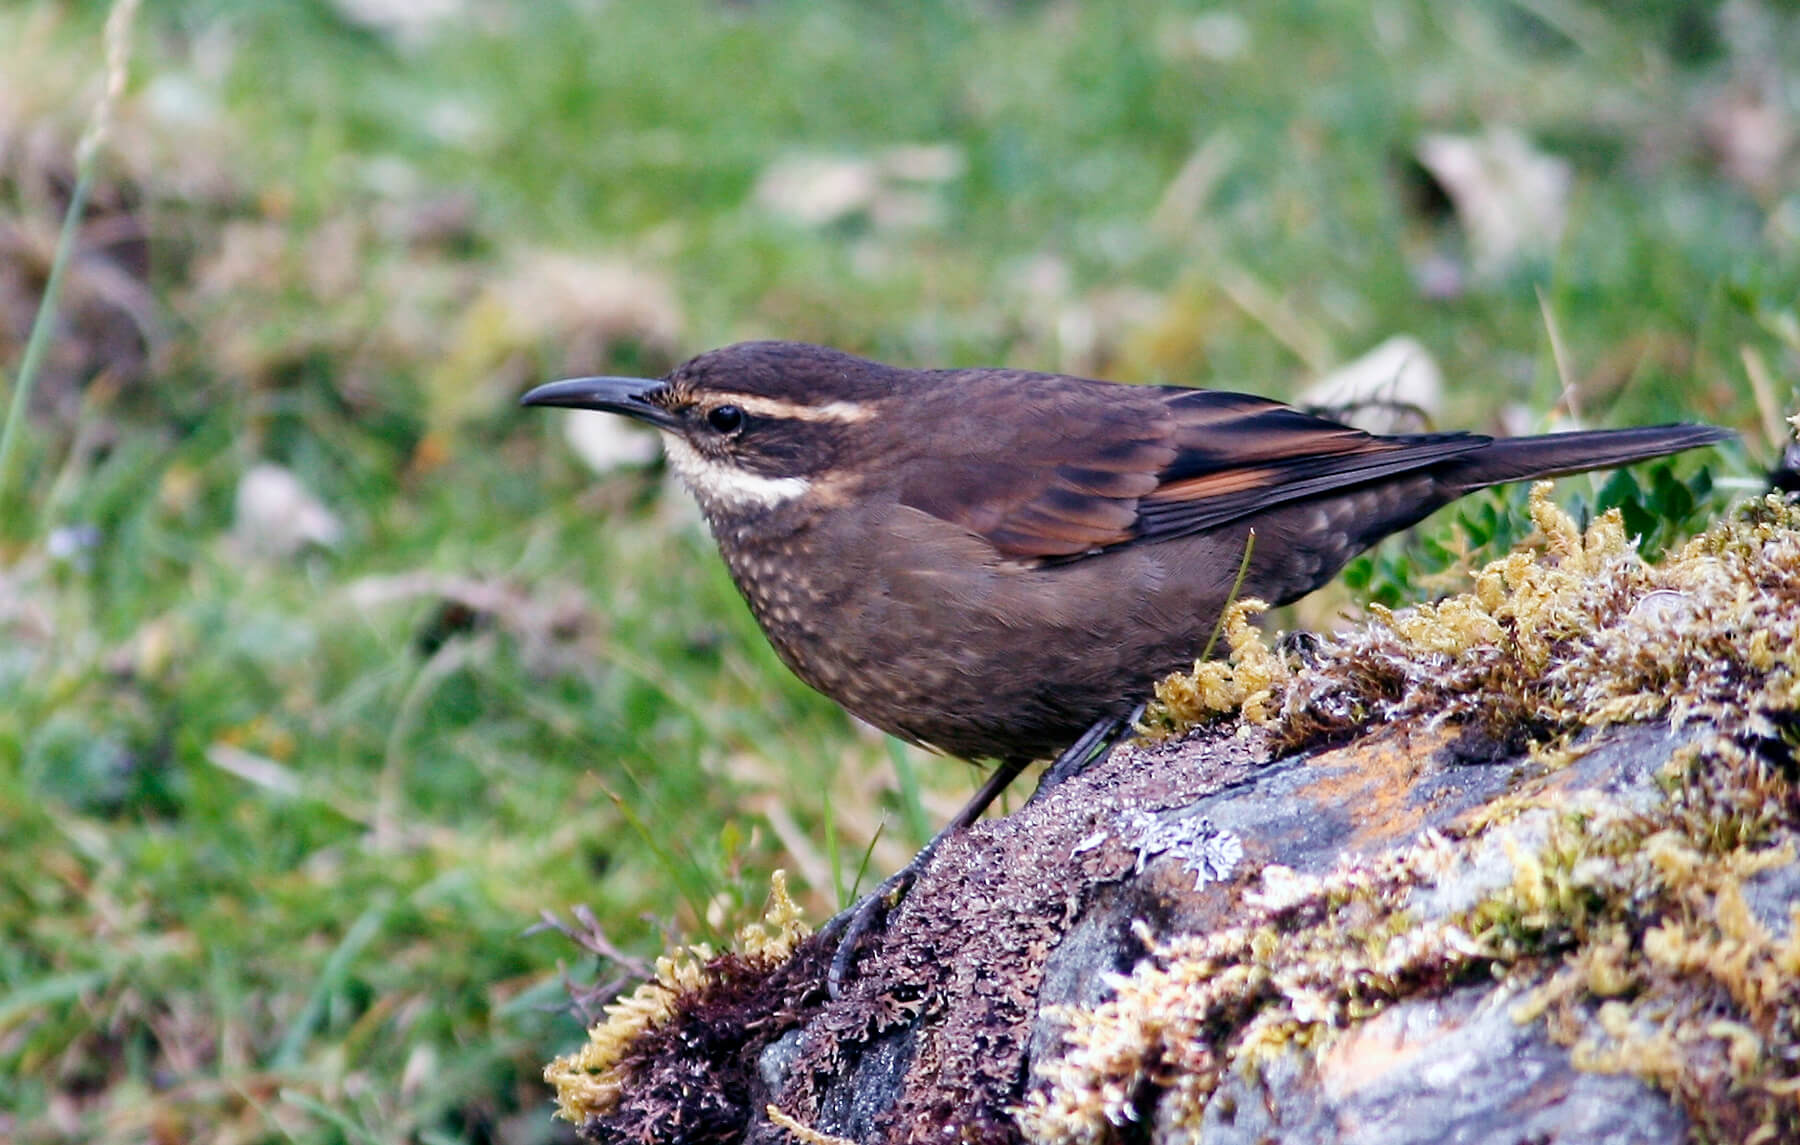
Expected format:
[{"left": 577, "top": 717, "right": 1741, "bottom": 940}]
[{"left": 523, "top": 339, "right": 1729, "bottom": 979}]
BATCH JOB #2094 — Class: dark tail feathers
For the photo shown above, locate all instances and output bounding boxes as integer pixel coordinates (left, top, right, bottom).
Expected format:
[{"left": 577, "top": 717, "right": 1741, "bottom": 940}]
[{"left": 1443, "top": 424, "right": 1733, "bottom": 492}]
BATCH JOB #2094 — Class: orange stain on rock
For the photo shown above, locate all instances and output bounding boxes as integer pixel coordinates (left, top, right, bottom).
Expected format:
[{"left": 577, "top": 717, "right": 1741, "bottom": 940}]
[{"left": 1294, "top": 724, "right": 1463, "bottom": 852}]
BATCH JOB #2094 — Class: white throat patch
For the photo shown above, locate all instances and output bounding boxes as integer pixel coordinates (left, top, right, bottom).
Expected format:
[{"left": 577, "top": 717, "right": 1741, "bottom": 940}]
[{"left": 660, "top": 434, "right": 811, "bottom": 511}]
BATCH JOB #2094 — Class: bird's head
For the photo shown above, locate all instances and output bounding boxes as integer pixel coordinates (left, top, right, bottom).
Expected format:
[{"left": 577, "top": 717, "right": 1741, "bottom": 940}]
[{"left": 522, "top": 341, "right": 904, "bottom": 523}]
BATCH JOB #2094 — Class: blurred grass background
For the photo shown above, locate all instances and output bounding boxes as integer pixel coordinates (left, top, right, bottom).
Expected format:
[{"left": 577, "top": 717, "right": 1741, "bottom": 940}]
[{"left": 1, "top": 0, "right": 1794, "bottom": 1141}]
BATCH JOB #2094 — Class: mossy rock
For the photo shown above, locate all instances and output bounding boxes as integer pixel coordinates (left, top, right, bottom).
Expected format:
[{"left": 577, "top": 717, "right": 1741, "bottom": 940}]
[{"left": 548, "top": 489, "right": 1800, "bottom": 1145}]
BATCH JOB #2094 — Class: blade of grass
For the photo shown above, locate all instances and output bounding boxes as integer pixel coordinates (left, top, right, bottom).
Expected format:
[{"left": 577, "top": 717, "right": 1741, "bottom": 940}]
[
  {"left": 885, "top": 737, "right": 929, "bottom": 847},
  {"left": 847, "top": 818, "right": 885, "bottom": 903},
  {"left": 0, "top": 0, "right": 141, "bottom": 537},
  {"left": 0, "top": 168, "right": 93, "bottom": 532},
  {"left": 0, "top": 969, "right": 109, "bottom": 1029},
  {"left": 272, "top": 898, "right": 391, "bottom": 1069},
  {"left": 376, "top": 636, "right": 477, "bottom": 850},
  {"left": 278, "top": 1090, "right": 384, "bottom": 1145},
  {"left": 602, "top": 786, "right": 720, "bottom": 940},
  {"left": 1741, "top": 346, "right": 1789, "bottom": 459},
  {"left": 822, "top": 779, "right": 843, "bottom": 906},
  {"left": 1537, "top": 285, "right": 1584, "bottom": 425},
  {"left": 1200, "top": 530, "right": 1256, "bottom": 661}
]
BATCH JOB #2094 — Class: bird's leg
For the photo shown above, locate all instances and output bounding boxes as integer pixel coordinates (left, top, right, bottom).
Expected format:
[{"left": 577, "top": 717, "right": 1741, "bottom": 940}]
[
  {"left": 1026, "top": 702, "right": 1144, "bottom": 803},
  {"left": 821, "top": 707, "right": 1141, "bottom": 996},
  {"left": 822, "top": 755, "right": 1028, "bottom": 996}
]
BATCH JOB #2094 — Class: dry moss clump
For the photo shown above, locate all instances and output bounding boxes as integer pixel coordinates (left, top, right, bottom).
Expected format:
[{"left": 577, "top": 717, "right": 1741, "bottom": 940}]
[
  {"left": 545, "top": 872, "right": 817, "bottom": 1134},
  {"left": 1151, "top": 484, "right": 1800, "bottom": 759},
  {"left": 1024, "top": 491, "right": 1800, "bottom": 1144}
]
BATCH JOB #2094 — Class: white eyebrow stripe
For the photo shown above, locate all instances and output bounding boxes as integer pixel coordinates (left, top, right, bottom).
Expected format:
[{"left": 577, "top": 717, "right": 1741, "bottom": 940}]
[
  {"left": 661, "top": 435, "right": 812, "bottom": 510},
  {"left": 707, "top": 394, "right": 874, "bottom": 423}
]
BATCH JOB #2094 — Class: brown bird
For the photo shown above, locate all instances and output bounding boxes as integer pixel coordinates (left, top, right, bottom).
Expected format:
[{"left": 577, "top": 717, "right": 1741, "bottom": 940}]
[{"left": 523, "top": 340, "right": 1727, "bottom": 975}]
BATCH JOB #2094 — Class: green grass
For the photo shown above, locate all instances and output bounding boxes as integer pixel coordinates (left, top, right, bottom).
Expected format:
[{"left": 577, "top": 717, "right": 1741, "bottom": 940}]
[{"left": 1, "top": 0, "right": 1794, "bottom": 1141}]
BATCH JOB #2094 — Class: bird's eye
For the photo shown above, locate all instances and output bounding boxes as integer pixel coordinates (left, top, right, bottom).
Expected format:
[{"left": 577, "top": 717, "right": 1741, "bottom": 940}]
[{"left": 706, "top": 405, "right": 745, "bottom": 434}]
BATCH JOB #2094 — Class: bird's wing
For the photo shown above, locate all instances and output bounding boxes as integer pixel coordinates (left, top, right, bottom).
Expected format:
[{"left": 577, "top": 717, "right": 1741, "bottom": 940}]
[
  {"left": 1129, "top": 389, "right": 1491, "bottom": 545},
  {"left": 898, "top": 382, "right": 1491, "bottom": 561}
]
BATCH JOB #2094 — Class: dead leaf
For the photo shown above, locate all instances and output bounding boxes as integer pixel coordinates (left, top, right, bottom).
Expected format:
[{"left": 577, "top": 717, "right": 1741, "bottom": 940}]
[
  {"left": 1415, "top": 128, "right": 1571, "bottom": 279},
  {"left": 1702, "top": 83, "right": 1793, "bottom": 200},
  {"left": 422, "top": 251, "right": 684, "bottom": 437},
  {"left": 232, "top": 464, "right": 343, "bottom": 558},
  {"left": 753, "top": 145, "right": 964, "bottom": 231},
  {"left": 563, "top": 410, "right": 662, "bottom": 475},
  {"left": 1297, "top": 336, "right": 1444, "bottom": 435},
  {"left": 330, "top": 0, "right": 468, "bottom": 49}
]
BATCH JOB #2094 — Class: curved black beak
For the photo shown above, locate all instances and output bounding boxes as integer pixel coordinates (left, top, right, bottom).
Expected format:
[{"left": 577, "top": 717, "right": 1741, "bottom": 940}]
[{"left": 519, "top": 376, "right": 678, "bottom": 429}]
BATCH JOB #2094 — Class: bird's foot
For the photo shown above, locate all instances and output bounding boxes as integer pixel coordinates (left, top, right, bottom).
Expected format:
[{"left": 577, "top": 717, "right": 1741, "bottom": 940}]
[
  {"left": 1027, "top": 703, "right": 1144, "bottom": 801},
  {"left": 817, "top": 709, "right": 1140, "bottom": 997},
  {"left": 819, "top": 850, "right": 931, "bottom": 998},
  {"left": 819, "top": 754, "right": 1033, "bottom": 996}
]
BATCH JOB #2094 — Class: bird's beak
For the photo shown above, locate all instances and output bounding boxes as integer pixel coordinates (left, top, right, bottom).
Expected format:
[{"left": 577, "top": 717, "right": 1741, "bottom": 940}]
[{"left": 519, "top": 375, "right": 679, "bottom": 429}]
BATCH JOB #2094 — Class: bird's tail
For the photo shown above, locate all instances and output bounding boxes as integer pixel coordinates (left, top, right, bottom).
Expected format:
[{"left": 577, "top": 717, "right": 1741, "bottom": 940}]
[{"left": 1441, "top": 424, "right": 1733, "bottom": 492}]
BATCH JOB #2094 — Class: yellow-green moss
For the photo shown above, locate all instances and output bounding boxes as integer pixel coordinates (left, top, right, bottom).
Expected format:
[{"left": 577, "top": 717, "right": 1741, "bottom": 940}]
[
  {"left": 544, "top": 871, "right": 811, "bottom": 1124},
  {"left": 1145, "top": 597, "right": 1285, "bottom": 729},
  {"left": 1149, "top": 485, "right": 1800, "bottom": 758}
]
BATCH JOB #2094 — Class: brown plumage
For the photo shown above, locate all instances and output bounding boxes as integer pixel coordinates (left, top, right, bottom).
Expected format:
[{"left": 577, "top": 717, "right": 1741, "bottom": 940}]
[{"left": 527, "top": 341, "right": 1727, "bottom": 769}]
